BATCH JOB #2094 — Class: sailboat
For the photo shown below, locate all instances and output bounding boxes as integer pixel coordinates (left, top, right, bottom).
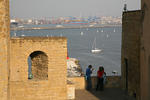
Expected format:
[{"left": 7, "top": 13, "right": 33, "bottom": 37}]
[
  {"left": 80, "top": 32, "right": 84, "bottom": 36},
  {"left": 14, "top": 32, "right": 16, "bottom": 37},
  {"left": 101, "top": 29, "right": 103, "bottom": 33},
  {"left": 97, "top": 29, "right": 99, "bottom": 32},
  {"left": 113, "top": 29, "right": 116, "bottom": 32},
  {"left": 21, "top": 34, "right": 25, "bottom": 36},
  {"left": 91, "top": 37, "right": 102, "bottom": 53}
]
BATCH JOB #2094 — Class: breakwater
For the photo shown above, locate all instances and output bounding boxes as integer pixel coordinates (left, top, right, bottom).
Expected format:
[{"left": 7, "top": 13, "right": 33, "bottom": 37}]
[{"left": 11, "top": 25, "right": 121, "bottom": 31}]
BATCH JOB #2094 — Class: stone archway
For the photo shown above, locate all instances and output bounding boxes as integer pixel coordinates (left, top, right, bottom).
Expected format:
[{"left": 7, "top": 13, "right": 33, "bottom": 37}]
[{"left": 29, "top": 51, "right": 48, "bottom": 80}]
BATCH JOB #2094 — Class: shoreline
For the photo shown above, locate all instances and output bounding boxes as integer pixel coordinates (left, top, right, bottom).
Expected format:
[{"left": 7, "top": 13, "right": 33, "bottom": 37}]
[{"left": 11, "top": 25, "right": 122, "bottom": 31}]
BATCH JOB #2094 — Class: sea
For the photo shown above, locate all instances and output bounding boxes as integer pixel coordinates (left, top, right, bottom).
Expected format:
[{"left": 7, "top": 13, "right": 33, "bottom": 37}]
[{"left": 10, "top": 24, "right": 122, "bottom": 76}]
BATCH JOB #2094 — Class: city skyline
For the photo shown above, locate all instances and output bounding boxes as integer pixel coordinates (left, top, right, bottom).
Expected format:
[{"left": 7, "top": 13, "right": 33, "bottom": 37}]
[{"left": 10, "top": 0, "right": 141, "bottom": 18}]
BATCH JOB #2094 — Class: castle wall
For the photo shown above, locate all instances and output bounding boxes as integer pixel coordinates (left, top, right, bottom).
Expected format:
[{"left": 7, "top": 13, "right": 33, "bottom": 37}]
[
  {"left": 141, "top": 0, "right": 150, "bottom": 100},
  {"left": 68, "top": 76, "right": 121, "bottom": 90},
  {"left": 122, "top": 11, "right": 142, "bottom": 100},
  {"left": 68, "top": 77, "right": 86, "bottom": 89},
  {"left": 9, "top": 37, "right": 67, "bottom": 100},
  {"left": 0, "top": 0, "right": 10, "bottom": 100}
]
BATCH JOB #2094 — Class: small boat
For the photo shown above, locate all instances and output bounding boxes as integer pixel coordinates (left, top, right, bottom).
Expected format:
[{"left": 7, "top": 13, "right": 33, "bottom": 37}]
[
  {"left": 91, "top": 37, "right": 102, "bottom": 53},
  {"left": 80, "top": 32, "right": 84, "bottom": 36},
  {"left": 106, "top": 34, "right": 109, "bottom": 38},
  {"left": 14, "top": 32, "right": 16, "bottom": 36},
  {"left": 113, "top": 29, "right": 116, "bottom": 32},
  {"left": 101, "top": 29, "right": 103, "bottom": 32},
  {"left": 97, "top": 30, "right": 99, "bottom": 32},
  {"left": 56, "top": 25, "right": 63, "bottom": 28},
  {"left": 89, "top": 24, "right": 94, "bottom": 27},
  {"left": 21, "top": 34, "right": 25, "bottom": 36},
  {"left": 91, "top": 48, "right": 102, "bottom": 53}
]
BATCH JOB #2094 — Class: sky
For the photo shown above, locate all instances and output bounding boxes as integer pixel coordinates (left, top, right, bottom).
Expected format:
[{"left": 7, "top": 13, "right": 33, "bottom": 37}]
[{"left": 10, "top": 0, "right": 141, "bottom": 18}]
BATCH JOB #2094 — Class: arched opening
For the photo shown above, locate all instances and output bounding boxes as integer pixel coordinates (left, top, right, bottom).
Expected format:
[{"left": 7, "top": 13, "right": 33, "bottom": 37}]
[{"left": 28, "top": 51, "right": 48, "bottom": 80}]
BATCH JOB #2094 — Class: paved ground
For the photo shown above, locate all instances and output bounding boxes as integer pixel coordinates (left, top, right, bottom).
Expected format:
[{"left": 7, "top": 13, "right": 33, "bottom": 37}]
[{"left": 75, "top": 88, "right": 136, "bottom": 100}]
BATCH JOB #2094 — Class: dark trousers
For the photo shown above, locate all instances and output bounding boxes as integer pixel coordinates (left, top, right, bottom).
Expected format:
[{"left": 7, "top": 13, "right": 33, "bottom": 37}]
[
  {"left": 96, "top": 77, "right": 104, "bottom": 91},
  {"left": 86, "top": 77, "right": 92, "bottom": 90}
]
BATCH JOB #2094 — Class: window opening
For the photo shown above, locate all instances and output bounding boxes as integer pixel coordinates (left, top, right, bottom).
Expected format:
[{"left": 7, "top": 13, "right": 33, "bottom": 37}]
[{"left": 28, "top": 51, "right": 48, "bottom": 80}]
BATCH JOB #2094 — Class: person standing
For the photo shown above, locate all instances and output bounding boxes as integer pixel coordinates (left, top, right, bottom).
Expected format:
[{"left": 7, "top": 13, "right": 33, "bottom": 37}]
[
  {"left": 103, "top": 72, "right": 107, "bottom": 85},
  {"left": 96, "top": 66, "right": 104, "bottom": 91},
  {"left": 85, "top": 65, "right": 93, "bottom": 91}
]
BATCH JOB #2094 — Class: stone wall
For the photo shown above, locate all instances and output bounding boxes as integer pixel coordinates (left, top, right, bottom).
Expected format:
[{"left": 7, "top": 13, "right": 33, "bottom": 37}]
[
  {"left": 9, "top": 37, "right": 67, "bottom": 100},
  {"left": 30, "top": 51, "right": 48, "bottom": 80},
  {"left": 141, "top": 0, "right": 150, "bottom": 100},
  {"left": 122, "top": 11, "right": 142, "bottom": 100},
  {"left": 68, "top": 76, "right": 121, "bottom": 90},
  {"left": 68, "top": 77, "right": 86, "bottom": 89},
  {"left": 67, "top": 82, "right": 75, "bottom": 99},
  {"left": 91, "top": 76, "right": 121, "bottom": 89},
  {"left": 0, "top": 0, "right": 68, "bottom": 99},
  {"left": 0, "top": 0, "right": 10, "bottom": 100}
]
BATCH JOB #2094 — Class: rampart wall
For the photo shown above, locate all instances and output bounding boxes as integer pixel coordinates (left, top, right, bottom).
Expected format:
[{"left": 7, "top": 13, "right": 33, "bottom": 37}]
[
  {"left": 122, "top": 11, "right": 142, "bottom": 100},
  {"left": 68, "top": 76, "right": 121, "bottom": 90},
  {"left": 9, "top": 37, "right": 67, "bottom": 100}
]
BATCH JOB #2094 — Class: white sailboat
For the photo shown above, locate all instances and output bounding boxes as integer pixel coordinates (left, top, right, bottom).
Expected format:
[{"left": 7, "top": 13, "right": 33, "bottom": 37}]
[
  {"left": 14, "top": 32, "right": 16, "bottom": 37},
  {"left": 101, "top": 29, "right": 103, "bottom": 33},
  {"left": 21, "top": 34, "right": 25, "bottom": 36},
  {"left": 91, "top": 37, "right": 102, "bottom": 53},
  {"left": 113, "top": 29, "right": 116, "bottom": 32},
  {"left": 106, "top": 34, "right": 109, "bottom": 38},
  {"left": 80, "top": 32, "right": 84, "bottom": 36}
]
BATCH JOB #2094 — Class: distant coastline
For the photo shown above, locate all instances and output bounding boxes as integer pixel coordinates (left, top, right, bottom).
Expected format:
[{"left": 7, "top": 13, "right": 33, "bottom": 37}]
[{"left": 11, "top": 24, "right": 121, "bottom": 31}]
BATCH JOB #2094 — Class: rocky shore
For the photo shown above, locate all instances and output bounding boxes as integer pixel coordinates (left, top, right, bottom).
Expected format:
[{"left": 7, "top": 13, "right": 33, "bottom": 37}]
[{"left": 67, "top": 58, "right": 83, "bottom": 77}]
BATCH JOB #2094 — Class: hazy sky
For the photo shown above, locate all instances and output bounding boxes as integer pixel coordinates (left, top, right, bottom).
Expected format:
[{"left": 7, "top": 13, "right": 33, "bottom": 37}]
[{"left": 10, "top": 0, "right": 141, "bottom": 18}]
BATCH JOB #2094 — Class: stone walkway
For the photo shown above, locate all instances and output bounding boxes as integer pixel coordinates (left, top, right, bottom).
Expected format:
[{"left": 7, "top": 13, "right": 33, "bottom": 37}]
[{"left": 75, "top": 88, "right": 136, "bottom": 100}]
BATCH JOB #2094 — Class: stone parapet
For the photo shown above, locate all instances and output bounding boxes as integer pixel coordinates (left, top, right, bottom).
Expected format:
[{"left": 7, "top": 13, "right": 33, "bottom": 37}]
[{"left": 68, "top": 76, "right": 121, "bottom": 90}]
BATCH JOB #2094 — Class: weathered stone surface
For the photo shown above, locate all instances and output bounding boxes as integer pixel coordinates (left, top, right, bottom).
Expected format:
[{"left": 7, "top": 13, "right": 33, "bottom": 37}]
[
  {"left": 67, "top": 58, "right": 83, "bottom": 77},
  {"left": 141, "top": 1, "right": 150, "bottom": 100},
  {"left": 30, "top": 51, "right": 48, "bottom": 80},
  {"left": 9, "top": 37, "right": 67, "bottom": 100},
  {"left": 0, "top": 0, "right": 10, "bottom": 100},
  {"left": 122, "top": 11, "right": 142, "bottom": 100}
]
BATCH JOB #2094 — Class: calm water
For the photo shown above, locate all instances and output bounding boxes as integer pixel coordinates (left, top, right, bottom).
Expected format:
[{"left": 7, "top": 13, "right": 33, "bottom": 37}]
[{"left": 11, "top": 26, "right": 122, "bottom": 76}]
